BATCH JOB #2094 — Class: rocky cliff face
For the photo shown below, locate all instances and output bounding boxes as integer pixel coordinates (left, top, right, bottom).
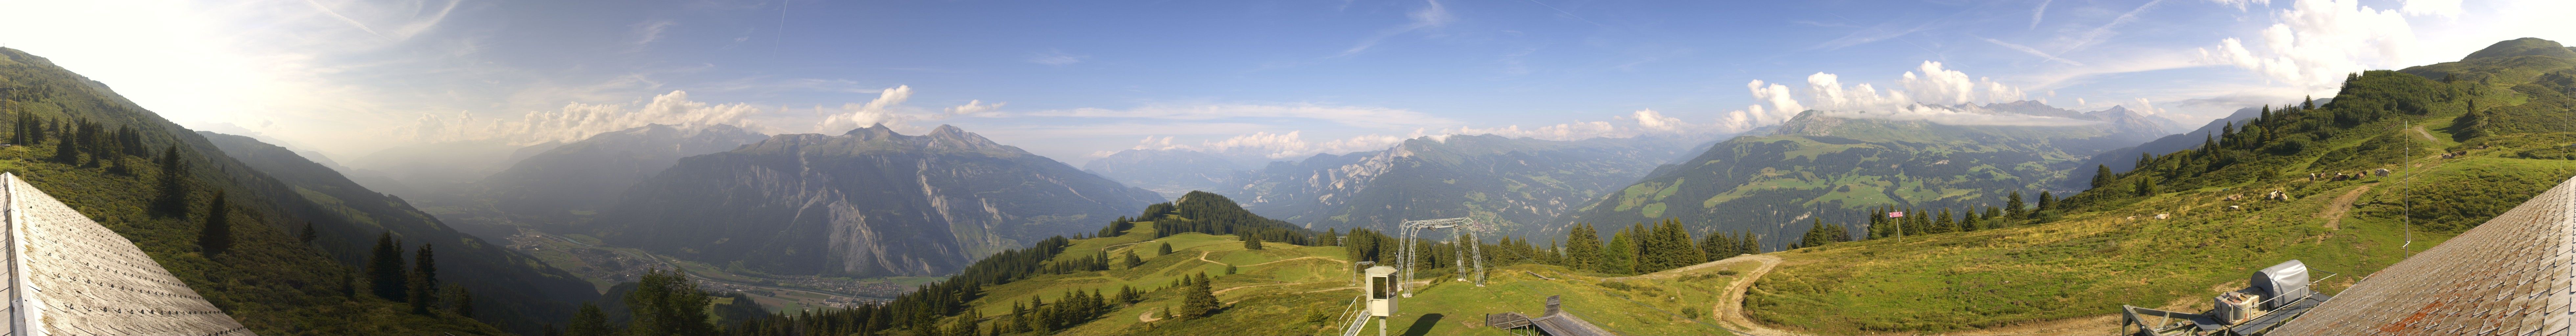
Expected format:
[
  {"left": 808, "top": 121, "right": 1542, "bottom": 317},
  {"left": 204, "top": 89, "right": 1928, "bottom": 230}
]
[{"left": 593, "top": 125, "right": 1162, "bottom": 277}]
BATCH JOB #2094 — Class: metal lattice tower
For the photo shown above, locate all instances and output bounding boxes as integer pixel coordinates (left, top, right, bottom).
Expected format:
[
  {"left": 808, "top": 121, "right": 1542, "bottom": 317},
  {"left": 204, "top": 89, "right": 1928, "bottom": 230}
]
[{"left": 1397, "top": 217, "right": 1489, "bottom": 297}]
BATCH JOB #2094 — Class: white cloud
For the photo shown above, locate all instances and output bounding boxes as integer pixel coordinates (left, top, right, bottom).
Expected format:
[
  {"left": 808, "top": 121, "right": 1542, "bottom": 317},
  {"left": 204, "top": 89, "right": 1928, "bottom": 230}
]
[
  {"left": 946, "top": 100, "right": 1006, "bottom": 117},
  {"left": 816, "top": 85, "right": 916, "bottom": 133},
  {"left": 1025, "top": 103, "right": 1456, "bottom": 130},
  {"left": 1338, "top": 0, "right": 1453, "bottom": 57},
  {"left": 1027, "top": 50, "right": 1086, "bottom": 65},
  {"left": 1712, "top": 60, "right": 2058, "bottom": 131},
  {"left": 632, "top": 20, "right": 676, "bottom": 47},
  {"left": 1626, "top": 109, "right": 1683, "bottom": 132},
  {"left": 2210, "top": 0, "right": 2270, "bottom": 11},
  {"left": 2400, "top": 0, "right": 2463, "bottom": 18},
  {"left": 2196, "top": 0, "right": 2415, "bottom": 89},
  {"left": 401, "top": 90, "right": 761, "bottom": 144}
]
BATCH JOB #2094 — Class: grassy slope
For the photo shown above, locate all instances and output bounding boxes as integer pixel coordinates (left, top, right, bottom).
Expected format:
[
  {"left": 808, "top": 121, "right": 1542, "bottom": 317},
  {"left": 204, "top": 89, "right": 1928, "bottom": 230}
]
[
  {"left": 0, "top": 48, "right": 536, "bottom": 334},
  {"left": 1742, "top": 51, "right": 2576, "bottom": 333},
  {"left": 943, "top": 223, "right": 1765, "bottom": 336}
]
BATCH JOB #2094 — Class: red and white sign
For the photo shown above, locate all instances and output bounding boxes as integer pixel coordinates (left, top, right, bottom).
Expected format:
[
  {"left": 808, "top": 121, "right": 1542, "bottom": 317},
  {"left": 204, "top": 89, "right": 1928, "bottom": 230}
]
[{"left": 1887, "top": 212, "right": 1905, "bottom": 218}]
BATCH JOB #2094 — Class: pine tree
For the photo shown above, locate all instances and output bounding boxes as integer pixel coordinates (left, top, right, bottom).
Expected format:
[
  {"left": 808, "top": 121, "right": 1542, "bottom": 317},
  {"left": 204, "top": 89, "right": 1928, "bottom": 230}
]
[
  {"left": 410, "top": 243, "right": 439, "bottom": 314},
  {"left": 1961, "top": 211, "right": 1982, "bottom": 231},
  {"left": 1323, "top": 228, "right": 1340, "bottom": 246},
  {"left": 627, "top": 269, "right": 716, "bottom": 336},
  {"left": 2136, "top": 152, "right": 2152, "bottom": 170},
  {"left": 2092, "top": 165, "right": 2115, "bottom": 189},
  {"left": 567, "top": 303, "right": 615, "bottom": 336},
  {"left": 2036, "top": 191, "right": 2057, "bottom": 213},
  {"left": 155, "top": 145, "right": 187, "bottom": 216},
  {"left": 1123, "top": 250, "right": 1143, "bottom": 269},
  {"left": 446, "top": 285, "right": 475, "bottom": 317},
  {"left": 2135, "top": 176, "right": 2157, "bottom": 196},
  {"left": 1600, "top": 224, "right": 1638, "bottom": 275},
  {"left": 1565, "top": 223, "right": 1603, "bottom": 271},
  {"left": 197, "top": 191, "right": 231, "bottom": 254},
  {"left": 299, "top": 221, "right": 317, "bottom": 243},
  {"left": 369, "top": 233, "right": 408, "bottom": 301},
  {"left": 1241, "top": 232, "right": 1264, "bottom": 250},
  {"left": 2005, "top": 192, "right": 2027, "bottom": 219},
  {"left": 1157, "top": 242, "right": 1173, "bottom": 256},
  {"left": 1178, "top": 273, "right": 1219, "bottom": 320},
  {"left": 1738, "top": 232, "right": 1761, "bottom": 254},
  {"left": 1932, "top": 208, "right": 1956, "bottom": 234}
]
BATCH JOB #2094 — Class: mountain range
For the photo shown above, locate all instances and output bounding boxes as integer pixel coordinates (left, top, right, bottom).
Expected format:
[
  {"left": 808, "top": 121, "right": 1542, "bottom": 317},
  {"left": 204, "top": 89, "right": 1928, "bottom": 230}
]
[
  {"left": 1561, "top": 101, "right": 2174, "bottom": 247},
  {"left": 583, "top": 124, "right": 1165, "bottom": 277}
]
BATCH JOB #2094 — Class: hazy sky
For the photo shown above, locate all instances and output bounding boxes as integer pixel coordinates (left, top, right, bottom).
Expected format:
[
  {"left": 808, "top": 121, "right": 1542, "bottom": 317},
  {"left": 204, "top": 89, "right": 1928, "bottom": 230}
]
[{"left": 1, "top": 0, "right": 2568, "bottom": 164}]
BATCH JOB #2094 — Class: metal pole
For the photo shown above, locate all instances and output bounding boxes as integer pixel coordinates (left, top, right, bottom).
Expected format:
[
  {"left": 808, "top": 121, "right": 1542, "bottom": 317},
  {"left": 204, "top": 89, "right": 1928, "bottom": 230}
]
[
  {"left": 1468, "top": 230, "right": 1486, "bottom": 286},
  {"left": 1453, "top": 230, "right": 1467, "bottom": 282}
]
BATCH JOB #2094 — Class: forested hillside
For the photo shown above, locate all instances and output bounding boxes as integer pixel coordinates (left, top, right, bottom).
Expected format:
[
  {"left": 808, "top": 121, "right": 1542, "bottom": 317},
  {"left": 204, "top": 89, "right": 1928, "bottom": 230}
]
[
  {"left": 0, "top": 47, "right": 574, "bottom": 334},
  {"left": 1737, "top": 37, "right": 2576, "bottom": 334},
  {"left": 1562, "top": 103, "right": 2166, "bottom": 249}
]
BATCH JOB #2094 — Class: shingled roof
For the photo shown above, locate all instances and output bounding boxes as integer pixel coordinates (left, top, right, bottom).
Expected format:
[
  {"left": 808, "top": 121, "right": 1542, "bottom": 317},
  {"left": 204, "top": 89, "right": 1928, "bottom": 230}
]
[
  {"left": 3, "top": 173, "right": 249, "bottom": 335},
  {"left": 2268, "top": 175, "right": 2576, "bottom": 335}
]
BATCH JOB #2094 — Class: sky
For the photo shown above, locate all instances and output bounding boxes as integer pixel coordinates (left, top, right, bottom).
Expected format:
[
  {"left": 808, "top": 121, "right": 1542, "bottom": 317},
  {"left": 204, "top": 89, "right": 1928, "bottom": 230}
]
[{"left": 1, "top": 0, "right": 2570, "bottom": 165}]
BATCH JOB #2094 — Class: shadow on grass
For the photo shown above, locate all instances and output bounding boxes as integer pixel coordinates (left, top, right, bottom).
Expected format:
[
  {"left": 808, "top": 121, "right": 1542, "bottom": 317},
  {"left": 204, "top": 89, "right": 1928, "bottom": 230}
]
[{"left": 1401, "top": 313, "right": 1444, "bottom": 336}]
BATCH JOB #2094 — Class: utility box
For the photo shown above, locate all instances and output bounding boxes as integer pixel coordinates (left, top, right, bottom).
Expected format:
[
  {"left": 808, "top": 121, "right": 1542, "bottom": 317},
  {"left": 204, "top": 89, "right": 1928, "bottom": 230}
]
[
  {"left": 1366, "top": 265, "right": 1399, "bottom": 317},
  {"left": 2252, "top": 260, "right": 2311, "bottom": 309},
  {"left": 2213, "top": 290, "right": 2260, "bottom": 324}
]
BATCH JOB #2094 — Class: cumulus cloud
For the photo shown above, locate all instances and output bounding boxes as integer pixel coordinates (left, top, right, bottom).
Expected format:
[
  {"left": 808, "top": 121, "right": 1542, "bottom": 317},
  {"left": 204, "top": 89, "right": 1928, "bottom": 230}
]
[
  {"left": 946, "top": 100, "right": 1006, "bottom": 117},
  {"left": 1025, "top": 103, "right": 1455, "bottom": 130},
  {"left": 816, "top": 85, "right": 915, "bottom": 133},
  {"left": 1714, "top": 61, "right": 2040, "bottom": 132},
  {"left": 1113, "top": 107, "right": 1723, "bottom": 159},
  {"left": 1122, "top": 131, "right": 1414, "bottom": 160},
  {"left": 402, "top": 90, "right": 761, "bottom": 144},
  {"left": 2401, "top": 0, "right": 2463, "bottom": 17},
  {"left": 2197, "top": 0, "right": 2415, "bottom": 89}
]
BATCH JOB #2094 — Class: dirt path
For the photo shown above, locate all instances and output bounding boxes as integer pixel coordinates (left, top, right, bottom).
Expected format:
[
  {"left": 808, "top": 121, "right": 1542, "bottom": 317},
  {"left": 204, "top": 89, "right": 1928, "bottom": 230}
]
[
  {"left": 2320, "top": 185, "right": 2372, "bottom": 229},
  {"left": 1703, "top": 255, "right": 1791, "bottom": 336},
  {"left": 1102, "top": 241, "right": 1146, "bottom": 253},
  {"left": 1241, "top": 256, "right": 1345, "bottom": 267},
  {"left": 2412, "top": 125, "right": 2439, "bottom": 142},
  {"left": 1138, "top": 310, "right": 1161, "bottom": 323}
]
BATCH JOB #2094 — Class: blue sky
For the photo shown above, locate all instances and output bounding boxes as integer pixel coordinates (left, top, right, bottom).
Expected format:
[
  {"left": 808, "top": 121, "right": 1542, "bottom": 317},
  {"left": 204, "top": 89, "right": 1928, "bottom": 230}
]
[{"left": 2, "top": 0, "right": 2570, "bottom": 164}]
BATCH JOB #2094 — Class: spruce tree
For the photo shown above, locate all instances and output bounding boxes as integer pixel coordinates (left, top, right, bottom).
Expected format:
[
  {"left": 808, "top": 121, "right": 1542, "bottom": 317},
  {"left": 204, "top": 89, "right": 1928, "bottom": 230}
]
[
  {"left": 197, "top": 191, "right": 231, "bottom": 254},
  {"left": 446, "top": 285, "right": 474, "bottom": 317},
  {"left": 2006, "top": 192, "right": 2027, "bottom": 219},
  {"left": 1323, "top": 228, "right": 1340, "bottom": 246},
  {"left": 1178, "top": 273, "right": 1219, "bottom": 320},
  {"left": 627, "top": 269, "right": 716, "bottom": 336},
  {"left": 1600, "top": 225, "right": 1638, "bottom": 275},
  {"left": 1565, "top": 223, "right": 1603, "bottom": 271},
  {"left": 1157, "top": 242, "right": 1173, "bottom": 256},
  {"left": 155, "top": 145, "right": 187, "bottom": 215},
  {"left": 1123, "top": 250, "right": 1143, "bottom": 269},
  {"left": 2036, "top": 191, "right": 2057, "bottom": 213},
  {"left": 2092, "top": 165, "right": 2115, "bottom": 189},
  {"left": 369, "top": 233, "right": 408, "bottom": 301},
  {"left": 567, "top": 303, "right": 614, "bottom": 336},
  {"left": 1738, "top": 232, "right": 1761, "bottom": 254},
  {"left": 299, "top": 222, "right": 317, "bottom": 244},
  {"left": 1932, "top": 208, "right": 1955, "bottom": 234},
  {"left": 1241, "top": 232, "right": 1263, "bottom": 250},
  {"left": 410, "top": 243, "right": 438, "bottom": 314}
]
